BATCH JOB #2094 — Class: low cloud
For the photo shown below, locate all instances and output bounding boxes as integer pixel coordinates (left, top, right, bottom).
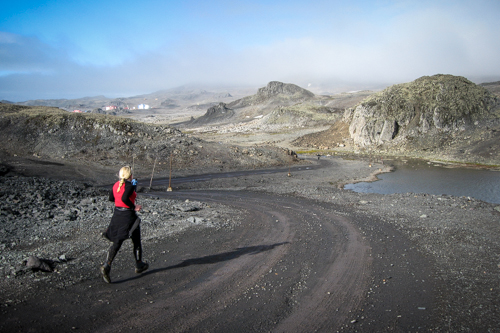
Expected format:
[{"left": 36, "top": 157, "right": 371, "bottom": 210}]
[{"left": 0, "top": 32, "right": 62, "bottom": 75}]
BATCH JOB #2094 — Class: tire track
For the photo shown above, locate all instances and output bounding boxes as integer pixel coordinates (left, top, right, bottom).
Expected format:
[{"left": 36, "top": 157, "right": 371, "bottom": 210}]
[
  {"left": 107, "top": 190, "right": 371, "bottom": 332},
  {"left": 104, "top": 191, "right": 295, "bottom": 332},
  {"left": 0, "top": 189, "right": 372, "bottom": 332}
]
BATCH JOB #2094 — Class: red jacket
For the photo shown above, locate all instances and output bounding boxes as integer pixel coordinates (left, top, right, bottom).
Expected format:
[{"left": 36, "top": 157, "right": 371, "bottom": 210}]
[{"left": 110, "top": 181, "right": 136, "bottom": 209}]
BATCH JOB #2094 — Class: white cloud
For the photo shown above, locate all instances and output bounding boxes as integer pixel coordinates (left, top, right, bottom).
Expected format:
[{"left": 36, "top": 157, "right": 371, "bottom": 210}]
[{"left": 1, "top": 1, "right": 500, "bottom": 101}]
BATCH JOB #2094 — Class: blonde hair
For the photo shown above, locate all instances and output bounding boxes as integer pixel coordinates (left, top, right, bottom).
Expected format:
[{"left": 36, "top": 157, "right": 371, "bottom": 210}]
[{"left": 117, "top": 166, "right": 132, "bottom": 192}]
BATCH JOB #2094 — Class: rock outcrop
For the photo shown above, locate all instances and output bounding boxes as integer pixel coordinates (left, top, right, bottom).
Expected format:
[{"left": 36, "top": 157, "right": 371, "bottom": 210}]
[
  {"left": 295, "top": 75, "right": 500, "bottom": 164},
  {"left": 160, "top": 98, "right": 180, "bottom": 108},
  {"left": 230, "top": 81, "right": 315, "bottom": 108},
  {"left": 190, "top": 102, "right": 235, "bottom": 125},
  {"left": 255, "top": 81, "right": 315, "bottom": 100},
  {"left": 343, "top": 75, "right": 499, "bottom": 148}
]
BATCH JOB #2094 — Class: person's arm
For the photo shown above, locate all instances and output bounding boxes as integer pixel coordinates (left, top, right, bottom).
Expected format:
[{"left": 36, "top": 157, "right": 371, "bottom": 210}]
[
  {"left": 121, "top": 182, "right": 136, "bottom": 209},
  {"left": 109, "top": 189, "right": 115, "bottom": 202}
]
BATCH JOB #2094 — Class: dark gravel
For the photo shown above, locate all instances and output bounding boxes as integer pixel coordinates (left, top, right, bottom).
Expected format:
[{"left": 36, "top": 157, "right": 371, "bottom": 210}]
[
  {"left": 0, "top": 176, "right": 242, "bottom": 304},
  {"left": 169, "top": 156, "right": 500, "bottom": 331},
  {"left": 1, "top": 155, "right": 500, "bottom": 331}
]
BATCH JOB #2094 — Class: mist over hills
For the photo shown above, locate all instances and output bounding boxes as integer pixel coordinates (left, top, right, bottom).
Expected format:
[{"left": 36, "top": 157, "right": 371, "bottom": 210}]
[
  {"left": 6, "top": 80, "right": 390, "bottom": 114},
  {"left": 10, "top": 84, "right": 259, "bottom": 114}
]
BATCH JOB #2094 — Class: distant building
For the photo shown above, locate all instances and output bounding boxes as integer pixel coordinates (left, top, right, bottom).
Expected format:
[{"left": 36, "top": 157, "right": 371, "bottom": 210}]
[
  {"left": 72, "top": 109, "right": 82, "bottom": 113},
  {"left": 138, "top": 104, "right": 150, "bottom": 109},
  {"left": 105, "top": 105, "right": 118, "bottom": 111}
]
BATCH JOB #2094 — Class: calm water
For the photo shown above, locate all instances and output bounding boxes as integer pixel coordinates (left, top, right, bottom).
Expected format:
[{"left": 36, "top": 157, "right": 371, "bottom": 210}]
[{"left": 344, "top": 160, "right": 500, "bottom": 204}]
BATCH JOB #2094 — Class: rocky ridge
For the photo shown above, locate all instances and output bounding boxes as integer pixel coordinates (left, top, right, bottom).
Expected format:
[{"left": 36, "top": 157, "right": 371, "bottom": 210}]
[
  {"left": 190, "top": 102, "right": 235, "bottom": 125},
  {"left": 0, "top": 104, "right": 297, "bottom": 183},
  {"left": 230, "top": 81, "right": 315, "bottom": 108}
]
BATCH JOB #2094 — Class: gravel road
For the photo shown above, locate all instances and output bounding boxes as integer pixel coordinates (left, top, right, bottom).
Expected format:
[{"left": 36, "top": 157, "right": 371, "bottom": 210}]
[{"left": 1, "top": 156, "right": 499, "bottom": 332}]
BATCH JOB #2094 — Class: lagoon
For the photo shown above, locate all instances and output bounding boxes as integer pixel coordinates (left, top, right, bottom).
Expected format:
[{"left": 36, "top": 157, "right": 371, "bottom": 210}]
[{"left": 344, "top": 159, "right": 500, "bottom": 204}]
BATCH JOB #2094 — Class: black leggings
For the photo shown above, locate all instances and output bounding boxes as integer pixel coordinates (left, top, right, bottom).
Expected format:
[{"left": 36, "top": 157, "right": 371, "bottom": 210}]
[{"left": 106, "top": 226, "right": 142, "bottom": 266}]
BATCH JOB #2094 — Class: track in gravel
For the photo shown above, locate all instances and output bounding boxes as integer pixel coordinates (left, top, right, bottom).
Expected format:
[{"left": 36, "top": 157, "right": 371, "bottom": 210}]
[
  {"left": 0, "top": 174, "right": 437, "bottom": 332},
  {"left": 0, "top": 190, "right": 373, "bottom": 332},
  {"left": 121, "top": 190, "right": 373, "bottom": 333}
]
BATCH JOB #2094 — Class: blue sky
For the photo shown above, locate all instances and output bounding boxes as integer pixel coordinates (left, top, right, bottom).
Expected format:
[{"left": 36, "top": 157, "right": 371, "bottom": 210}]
[{"left": 1, "top": 0, "right": 499, "bottom": 101}]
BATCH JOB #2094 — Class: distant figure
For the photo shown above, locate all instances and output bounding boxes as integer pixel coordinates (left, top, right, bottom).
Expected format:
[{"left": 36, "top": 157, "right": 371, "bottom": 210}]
[
  {"left": 317, "top": 154, "right": 321, "bottom": 160},
  {"left": 100, "top": 166, "right": 148, "bottom": 283}
]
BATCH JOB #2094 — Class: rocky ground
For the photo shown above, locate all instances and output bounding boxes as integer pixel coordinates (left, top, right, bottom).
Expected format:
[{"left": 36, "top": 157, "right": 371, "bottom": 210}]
[
  {"left": 191, "top": 156, "right": 500, "bottom": 330},
  {"left": 0, "top": 174, "right": 242, "bottom": 304},
  {"left": 1, "top": 155, "right": 500, "bottom": 331}
]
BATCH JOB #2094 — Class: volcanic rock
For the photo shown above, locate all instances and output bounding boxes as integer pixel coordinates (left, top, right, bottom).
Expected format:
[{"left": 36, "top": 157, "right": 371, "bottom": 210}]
[
  {"left": 190, "top": 102, "right": 235, "bottom": 125},
  {"left": 343, "top": 74, "right": 499, "bottom": 148},
  {"left": 26, "top": 256, "right": 52, "bottom": 272}
]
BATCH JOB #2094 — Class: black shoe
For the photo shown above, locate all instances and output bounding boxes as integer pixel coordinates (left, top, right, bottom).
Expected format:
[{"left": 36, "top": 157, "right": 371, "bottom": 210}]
[
  {"left": 100, "top": 265, "right": 111, "bottom": 283},
  {"left": 101, "top": 231, "right": 111, "bottom": 242},
  {"left": 135, "top": 261, "right": 149, "bottom": 274}
]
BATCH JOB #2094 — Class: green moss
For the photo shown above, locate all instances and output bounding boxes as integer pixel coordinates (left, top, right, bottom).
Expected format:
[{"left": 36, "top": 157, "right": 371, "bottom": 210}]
[
  {"left": 359, "top": 74, "right": 496, "bottom": 120},
  {"left": 296, "top": 149, "right": 326, "bottom": 154},
  {"left": 424, "top": 158, "right": 500, "bottom": 168}
]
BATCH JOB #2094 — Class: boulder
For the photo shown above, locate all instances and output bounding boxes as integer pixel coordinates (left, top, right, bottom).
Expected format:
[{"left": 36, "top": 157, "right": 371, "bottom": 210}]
[{"left": 26, "top": 256, "right": 52, "bottom": 272}]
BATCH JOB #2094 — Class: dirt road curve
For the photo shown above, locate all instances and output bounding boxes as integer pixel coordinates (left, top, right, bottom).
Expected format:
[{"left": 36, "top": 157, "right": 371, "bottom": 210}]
[{"left": 1, "top": 190, "right": 436, "bottom": 332}]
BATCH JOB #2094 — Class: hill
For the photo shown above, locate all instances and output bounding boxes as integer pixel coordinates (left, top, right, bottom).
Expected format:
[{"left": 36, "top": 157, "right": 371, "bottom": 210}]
[
  {"left": 188, "top": 81, "right": 319, "bottom": 125},
  {"left": 7, "top": 76, "right": 499, "bottom": 167},
  {"left": 295, "top": 75, "right": 500, "bottom": 165},
  {"left": 0, "top": 104, "right": 297, "bottom": 184},
  {"left": 14, "top": 85, "right": 256, "bottom": 120}
]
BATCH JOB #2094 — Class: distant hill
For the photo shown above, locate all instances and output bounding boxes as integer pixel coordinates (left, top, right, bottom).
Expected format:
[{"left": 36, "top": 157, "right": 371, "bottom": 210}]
[
  {"left": 189, "top": 81, "right": 328, "bottom": 125},
  {"left": 480, "top": 81, "right": 500, "bottom": 98},
  {"left": 228, "top": 81, "right": 316, "bottom": 116},
  {"left": 14, "top": 85, "right": 253, "bottom": 114}
]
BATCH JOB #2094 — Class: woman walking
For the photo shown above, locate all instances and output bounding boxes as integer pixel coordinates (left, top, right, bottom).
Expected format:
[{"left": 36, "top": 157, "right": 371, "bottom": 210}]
[{"left": 100, "top": 166, "right": 148, "bottom": 283}]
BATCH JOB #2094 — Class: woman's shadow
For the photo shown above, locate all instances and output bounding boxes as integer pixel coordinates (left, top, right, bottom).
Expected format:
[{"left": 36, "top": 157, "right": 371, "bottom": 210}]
[{"left": 113, "top": 242, "right": 289, "bottom": 284}]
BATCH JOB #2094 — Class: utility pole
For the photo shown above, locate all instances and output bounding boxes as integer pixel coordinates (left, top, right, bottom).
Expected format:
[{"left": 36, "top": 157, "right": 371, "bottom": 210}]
[
  {"left": 149, "top": 157, "right": 157, "bottom": 190},
  {"left": 167, "top": 153, "right": 173, "bottom": 191}
]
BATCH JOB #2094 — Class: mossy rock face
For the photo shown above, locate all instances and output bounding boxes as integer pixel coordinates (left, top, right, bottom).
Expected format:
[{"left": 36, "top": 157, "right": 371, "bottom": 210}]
[{"left": 345, "top": 74, "right": 499, "bottom": 147}]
